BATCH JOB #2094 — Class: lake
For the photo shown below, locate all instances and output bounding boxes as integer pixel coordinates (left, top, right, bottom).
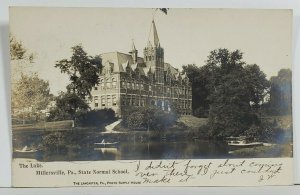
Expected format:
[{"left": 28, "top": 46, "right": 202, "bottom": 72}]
[
  {"left": 12, "top": 130, "right": 291, "bottom": 161},
  {"left": 13, "top": 131, "right": 234, "bottom": 161},
  {"left": 14, "top": 140, "right": 233, "bottom": 161}
]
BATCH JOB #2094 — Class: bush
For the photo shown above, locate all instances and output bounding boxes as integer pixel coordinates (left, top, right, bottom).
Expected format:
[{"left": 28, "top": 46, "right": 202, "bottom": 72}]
[
  {"left": 40, "top": 132, "right": 68, "bottom": 152},
  {"left": 242, "top": 121, "right": 286, "bottom": 143},
  {"left": 122, "top": 106, "right": 178, "bottom": 131},
  {"left": 242, "top": 125, "right": 262, "bottom": 141},
  {"left": 77, "top": 108, "right": 116, "bottom": 127}
]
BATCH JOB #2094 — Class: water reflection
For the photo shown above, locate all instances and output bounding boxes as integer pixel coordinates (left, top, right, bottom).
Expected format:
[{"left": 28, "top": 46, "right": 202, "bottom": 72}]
[{"left": 14, "top": 140, "right": 231, "bottom": 161}]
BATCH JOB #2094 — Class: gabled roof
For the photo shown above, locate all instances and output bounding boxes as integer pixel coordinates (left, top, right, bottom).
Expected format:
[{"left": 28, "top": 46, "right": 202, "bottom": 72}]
[
  {"left": 164, "top": 63, "right": 179, "bottom": 75},
  {"left": 101, "top": 52, "right": 144, "bottom": 73}
]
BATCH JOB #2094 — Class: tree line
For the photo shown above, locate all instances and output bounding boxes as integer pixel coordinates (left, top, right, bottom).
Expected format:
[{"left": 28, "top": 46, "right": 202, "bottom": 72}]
[
  {"left": 11, "top": 37, "right": 292, "bottom": 139},
  {"left": 183, "top": 48, "right": 292, "bottom": 138}
]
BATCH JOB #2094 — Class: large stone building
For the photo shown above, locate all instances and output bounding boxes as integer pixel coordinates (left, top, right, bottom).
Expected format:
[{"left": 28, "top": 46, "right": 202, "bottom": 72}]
[{"left": 89, "top": 20, "right": 192, "bottom": 117}]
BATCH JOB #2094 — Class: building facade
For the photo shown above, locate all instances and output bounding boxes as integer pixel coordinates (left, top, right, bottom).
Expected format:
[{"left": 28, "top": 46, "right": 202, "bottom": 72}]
[{"left": 89, "top": 20, "right": 192, "bottom": 117}]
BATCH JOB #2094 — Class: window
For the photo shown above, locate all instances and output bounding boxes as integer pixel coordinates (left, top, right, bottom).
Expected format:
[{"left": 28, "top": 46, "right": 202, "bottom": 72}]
[
  {"left": 94, "top": 96, "right": 98, "bottom": 107},
  {"left": 126, "top": 97, "right": 130, "bottom": 105},
  {"left": 106, "top": 78, "right": 111, "bottom": 89},
  {"left": 112, "top": 95, "right": 117, "bottom": 106},
  {"left": 132, "top": 82, "right": 135, "bottom": 89},
  {"left": 122, "top": 81, "right": 126, "bottom": 88},
  {"left": 100, "top": 79, "right": 104, "bottom": 89},
  {"left": 107, "top": 95, "right": 112, "bottom": 106},
  {"left": 101, "top": 96, "right": 105, "bottom": 107},
  {"left": 112, "top": 78, "right": 117, "bottom": 88},
  {"left": 121, "top": 99, "right": 125, "bottom": 105},
  {"left": 129, "top": 97, "right": 132, "bottom": 106},
  {"left": 127, "top": 82, "right": 131, "bottom": 89},
  {"left": 149, "top": 85, "right": 152, "bottom": 91},
  {"left": 140, "top": 84, "right": 144, "bottom": 90}
]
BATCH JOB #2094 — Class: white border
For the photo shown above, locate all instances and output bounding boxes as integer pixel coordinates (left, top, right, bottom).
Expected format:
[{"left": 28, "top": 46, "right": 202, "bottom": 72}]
[{"left": 1, "top": 0, "right": 299, "bottom": 190}]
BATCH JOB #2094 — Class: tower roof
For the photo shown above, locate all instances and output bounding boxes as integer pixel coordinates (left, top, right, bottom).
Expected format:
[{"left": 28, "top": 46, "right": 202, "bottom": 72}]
[
  {"left": 131, "top": 40, "right": 137, "bottom": 51},
  {"left": 148, "top": 20, "right": 160, "bottom": 47}
]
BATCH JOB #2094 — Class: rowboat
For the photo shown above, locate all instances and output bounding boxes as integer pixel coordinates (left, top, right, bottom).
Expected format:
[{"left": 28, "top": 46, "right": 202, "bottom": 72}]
[
  {"left": 15, "top": 146, "right": 38, "bottom": 153},
  {"left": 225, "top": 136, "right": 263, "bottom": 149},
  {"left": 94, "top": 139, "right": 119, "bottom": 148},
  {"left": 14, "top": 146, "right": 39, "bottom": 158}
]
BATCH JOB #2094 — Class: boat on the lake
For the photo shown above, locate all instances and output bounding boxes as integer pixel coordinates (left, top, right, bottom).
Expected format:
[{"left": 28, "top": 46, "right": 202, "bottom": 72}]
[
  {"left": 14, "top": 146, "right": 39, "bottom": 158},
  {"left": 225, "top": 136, "right": 263, "bottom": 149},
  {"left": 94, "top": 139, "right": 119, "bottom": 148},
  {"left": 15, "top": 146, "right": 38, "bottom": 153}
]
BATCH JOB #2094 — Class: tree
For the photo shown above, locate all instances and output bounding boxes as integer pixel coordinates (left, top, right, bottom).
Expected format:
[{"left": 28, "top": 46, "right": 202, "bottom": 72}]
[
  {"left": 47, "top": 92, "right": 89, "bottom": 122},
  {"left": 200, "top": 49, "right": 268, "bottom": 137},
  {"left": 54, "top": 45, "right": 102, "bottom": 122},
  {"left": 268, "top": 69, "right": 292, "bottom": 115},
  {"left": 12, "top": 73, "right": 50, "bottom": 122},
  {"left": 55, "top": 45, "right": 102, "bottom": 99},
  {"left": 183, "top": 64, "right": 210, "bottom": 117},
  {"left": 244, "top": 64, "right": 270, "bottom": 108},
  {"left": 10, "top": 34, "right": 36, "bottom": 87},
  {"left": 10, "top": 34, "right": 34, "bottom": 62}
]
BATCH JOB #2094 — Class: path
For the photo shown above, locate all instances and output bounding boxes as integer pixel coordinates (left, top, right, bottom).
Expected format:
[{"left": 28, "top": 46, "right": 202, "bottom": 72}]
[
  {"left": 103, "top": 119, "right": 123, "bottom": 133},
  {"left": 178, "top": 115, "right": 208, "bottom": 129}
]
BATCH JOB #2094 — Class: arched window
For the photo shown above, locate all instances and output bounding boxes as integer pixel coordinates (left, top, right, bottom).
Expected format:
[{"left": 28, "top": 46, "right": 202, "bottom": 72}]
[
  {"left": 101, "top": 96, "right": 105, "bottom": 107},
  {"left": 112, "top": 95, "right": 117, "bottom": 106},
  {"left": 112, "top": 78, "right": 117, "bottom": 88},
  {"left": 121, "top": 81, "right": 126, "bottom": 88},
  {"left": 106, "top": 78, "right": 111, "bottom": 89}
]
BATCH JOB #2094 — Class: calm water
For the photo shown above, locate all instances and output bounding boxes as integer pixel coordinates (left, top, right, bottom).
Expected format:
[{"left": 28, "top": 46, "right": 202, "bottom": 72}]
[
  {"left": 13, "top": 137, "right": 232, "bottom": 161},
  {"left": 13, "top": 130, "right": 290, "bottom": 161}
]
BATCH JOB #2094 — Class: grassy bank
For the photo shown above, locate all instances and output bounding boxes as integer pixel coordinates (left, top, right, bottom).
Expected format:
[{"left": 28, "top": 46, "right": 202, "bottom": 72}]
[
  {"left": 12, "top": 120, "right": 111, "bottom": 133},
  {"left": 229, "top": 143, "right": 293, "bottom": 158}
]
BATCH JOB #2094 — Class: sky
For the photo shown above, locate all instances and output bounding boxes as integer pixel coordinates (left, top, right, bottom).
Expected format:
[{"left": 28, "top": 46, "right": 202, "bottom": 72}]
[{"left": 10, "top": 7, "right": 292, "bottom": 95}]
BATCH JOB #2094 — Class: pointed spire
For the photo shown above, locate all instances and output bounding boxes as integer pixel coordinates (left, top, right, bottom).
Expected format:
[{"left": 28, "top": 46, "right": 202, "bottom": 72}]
[
  {"left": 131, "top": 39, "right": 137, "bottom": 51},
  {"left": 148, "top": 20, "right": 160, "bottom": 47}
]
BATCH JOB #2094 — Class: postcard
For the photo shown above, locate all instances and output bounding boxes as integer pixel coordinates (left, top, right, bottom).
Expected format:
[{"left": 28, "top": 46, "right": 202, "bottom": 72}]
[{"left": 10, "top": 7, "right": 293, "bottom": 187}]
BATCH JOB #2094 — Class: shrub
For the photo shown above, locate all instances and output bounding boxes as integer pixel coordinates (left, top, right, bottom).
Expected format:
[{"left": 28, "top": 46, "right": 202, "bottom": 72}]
[{"left": 77, "top": 108, "right": 116, "bottom": 127}]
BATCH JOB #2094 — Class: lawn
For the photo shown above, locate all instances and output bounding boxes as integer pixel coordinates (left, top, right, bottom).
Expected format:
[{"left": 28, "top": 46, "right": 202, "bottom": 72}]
[
  {"left": 229, "top": 143, "right": 293, "bottom": 158},
  {"left": 178, "top": 115, "right": 208, "bottom": 130}
]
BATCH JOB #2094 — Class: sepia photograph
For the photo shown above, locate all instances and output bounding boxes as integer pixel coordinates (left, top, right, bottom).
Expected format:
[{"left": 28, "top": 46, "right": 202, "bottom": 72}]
[{"left": 10, "top": 7, "right": 293, "bottom": 163}]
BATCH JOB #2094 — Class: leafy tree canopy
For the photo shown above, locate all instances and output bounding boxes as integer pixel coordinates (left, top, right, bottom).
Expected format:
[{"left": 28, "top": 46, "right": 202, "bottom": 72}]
[
  {"left": 10, "top": 34, "right": 34, "bottom": 62},
  {"left": 184, "top": 49, "right": 269, "bottom": 137},
  {"left": 55, "top": 44, "right": 102, "bottom": 99},
  {"left": 12, "top": 73, "right": 50, "bottom": 120},
  {"left": 268, "top": 68, "right": 292, "bottom": 115}
]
